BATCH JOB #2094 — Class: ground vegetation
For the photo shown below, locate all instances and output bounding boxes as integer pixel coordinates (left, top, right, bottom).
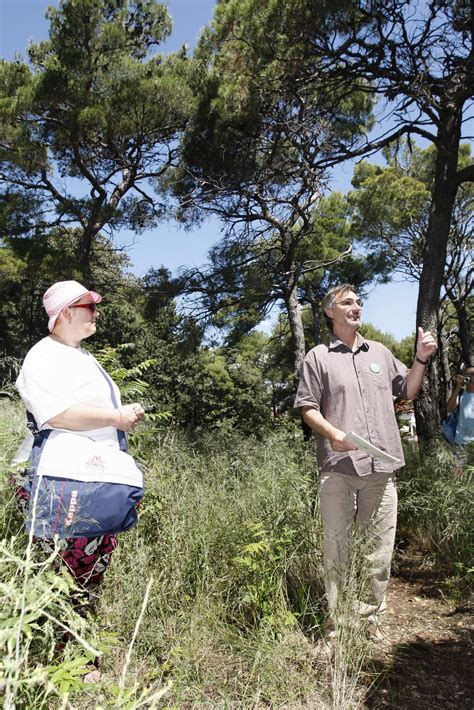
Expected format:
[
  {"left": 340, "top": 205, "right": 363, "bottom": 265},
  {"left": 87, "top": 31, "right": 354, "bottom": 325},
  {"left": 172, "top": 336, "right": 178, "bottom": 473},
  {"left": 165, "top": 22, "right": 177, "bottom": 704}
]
[{"left": 1, "top": 396, "right": 472, "bottom": 708}]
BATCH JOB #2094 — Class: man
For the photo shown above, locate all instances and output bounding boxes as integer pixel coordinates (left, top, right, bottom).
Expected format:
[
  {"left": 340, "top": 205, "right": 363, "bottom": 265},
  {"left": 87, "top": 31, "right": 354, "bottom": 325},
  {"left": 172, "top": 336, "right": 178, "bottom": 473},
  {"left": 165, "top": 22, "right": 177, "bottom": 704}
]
[{"left": 294, "top": 284, "right": 437, "bottom": 636}]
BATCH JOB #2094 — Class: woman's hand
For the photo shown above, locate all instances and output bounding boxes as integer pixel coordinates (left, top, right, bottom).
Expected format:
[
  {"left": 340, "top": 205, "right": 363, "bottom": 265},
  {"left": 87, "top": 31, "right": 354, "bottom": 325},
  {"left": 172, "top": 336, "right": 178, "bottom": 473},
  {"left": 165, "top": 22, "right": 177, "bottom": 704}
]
[{"left": 116, "top": 403, "right": 145, "bottom": 431}]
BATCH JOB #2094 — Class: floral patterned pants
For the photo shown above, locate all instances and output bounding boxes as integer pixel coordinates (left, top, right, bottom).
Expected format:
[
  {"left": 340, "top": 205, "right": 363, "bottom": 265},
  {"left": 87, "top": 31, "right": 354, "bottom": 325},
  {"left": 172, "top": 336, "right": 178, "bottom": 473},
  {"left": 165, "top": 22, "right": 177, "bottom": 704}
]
[{"left": 16, "top": 482, "right": 117, "bottom": 591}]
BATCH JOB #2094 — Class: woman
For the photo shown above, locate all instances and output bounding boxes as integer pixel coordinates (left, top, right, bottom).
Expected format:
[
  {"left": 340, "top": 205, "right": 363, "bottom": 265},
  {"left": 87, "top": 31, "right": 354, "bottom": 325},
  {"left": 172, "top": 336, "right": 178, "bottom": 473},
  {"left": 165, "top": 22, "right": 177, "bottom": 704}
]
[
  {"left": 15, "top": 280, "right": 145, "bottom": 605},
  {"left": 446, "top": 365, "right": 474, "bottom": 446}
]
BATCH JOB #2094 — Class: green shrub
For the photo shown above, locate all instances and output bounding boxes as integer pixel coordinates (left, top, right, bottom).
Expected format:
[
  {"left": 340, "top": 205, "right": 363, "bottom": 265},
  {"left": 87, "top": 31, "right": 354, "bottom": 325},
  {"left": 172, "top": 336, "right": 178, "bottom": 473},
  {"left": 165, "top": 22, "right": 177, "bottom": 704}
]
[
  {"left": 98, "top": 429, "right": 337, "bottom": 705},
  {"left": 9, "top": 400, "right": 457, "bottom": 706},
  {"left": 397, "top": 440, "right": 473, "bottom": 581}
]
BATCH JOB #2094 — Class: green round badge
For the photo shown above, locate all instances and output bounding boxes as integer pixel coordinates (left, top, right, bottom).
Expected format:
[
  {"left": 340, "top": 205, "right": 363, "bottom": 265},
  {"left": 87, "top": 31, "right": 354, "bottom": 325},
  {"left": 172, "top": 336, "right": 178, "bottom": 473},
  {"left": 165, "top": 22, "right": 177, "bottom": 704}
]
[{"left": 370, "top": 362, "right": 381, "bottom": 374}]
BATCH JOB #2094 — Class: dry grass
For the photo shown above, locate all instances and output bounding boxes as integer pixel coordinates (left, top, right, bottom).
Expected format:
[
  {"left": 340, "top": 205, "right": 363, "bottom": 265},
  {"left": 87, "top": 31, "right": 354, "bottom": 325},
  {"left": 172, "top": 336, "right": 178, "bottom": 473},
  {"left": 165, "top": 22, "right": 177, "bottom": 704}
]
[{"left": 5, "top": 403, "right": 468, "bottom": 707}]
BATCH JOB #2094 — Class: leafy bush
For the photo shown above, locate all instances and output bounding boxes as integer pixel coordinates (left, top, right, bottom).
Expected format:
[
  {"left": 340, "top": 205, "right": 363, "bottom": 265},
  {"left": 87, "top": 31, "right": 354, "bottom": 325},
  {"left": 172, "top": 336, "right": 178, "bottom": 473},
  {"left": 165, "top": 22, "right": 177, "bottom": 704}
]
[
  {"left": 5, "top": 395, "right": 471, "bottom": 706},
  {"left": 98, "top": 429, "right": 335, "bottom": 705},
  {"left": 397, "top": 440, "right": 473, "bottom": 582}
]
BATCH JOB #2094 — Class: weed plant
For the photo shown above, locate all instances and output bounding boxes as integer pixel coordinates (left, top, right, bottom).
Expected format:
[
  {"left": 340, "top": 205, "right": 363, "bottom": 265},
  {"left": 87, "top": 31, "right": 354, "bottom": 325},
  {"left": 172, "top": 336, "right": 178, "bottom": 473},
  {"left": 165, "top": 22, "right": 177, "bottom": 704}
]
[
  {"left": 5, "top": 395, "right": 470, "bottom": 707},
  {"left": 396, "top": 439, "right": 473, "bottom": 596},
  {"left": 0, "top": 534, "right": 101, "bottom": 708},
  {"left": 0, "top": 400, "right": 169, "bottom": 709}
]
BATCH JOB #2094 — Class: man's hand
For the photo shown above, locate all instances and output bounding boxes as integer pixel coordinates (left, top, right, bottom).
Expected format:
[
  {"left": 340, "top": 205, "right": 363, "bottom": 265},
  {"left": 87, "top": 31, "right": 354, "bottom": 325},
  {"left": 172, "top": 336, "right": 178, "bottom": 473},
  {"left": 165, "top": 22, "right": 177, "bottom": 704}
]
[
  {"left": 329, "top": 427, "right": 358, "bottom": 452},
  {"left": 301, "top": 407, "right": 359, "bottom": 452},
  {"left": 416, "top": 327, "right": 437, "bottom": 361}
]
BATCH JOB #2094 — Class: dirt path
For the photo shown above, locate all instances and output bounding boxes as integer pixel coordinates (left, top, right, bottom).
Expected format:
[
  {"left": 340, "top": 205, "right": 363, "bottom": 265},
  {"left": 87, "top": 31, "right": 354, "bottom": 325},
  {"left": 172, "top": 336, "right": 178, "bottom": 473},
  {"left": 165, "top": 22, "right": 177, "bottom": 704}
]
[{"left": 365, "top": 572, "right": 473, "bottom": 709}]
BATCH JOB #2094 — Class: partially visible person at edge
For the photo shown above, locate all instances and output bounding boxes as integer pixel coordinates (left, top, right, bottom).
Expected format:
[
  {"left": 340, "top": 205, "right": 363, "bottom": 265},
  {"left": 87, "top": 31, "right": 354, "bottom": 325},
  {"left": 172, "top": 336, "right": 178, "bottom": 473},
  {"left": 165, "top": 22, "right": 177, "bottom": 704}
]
[
  {"left": 294, "top": 283, "right": 437, "bottom": 640},
  {"left": 446, "top": 365, "right": 474, "bottom": 474},
  {"left": 446, "top": 364, "right": 474, "bottom": 453},
  {"left": 15, "top": 280, "right": 145, "bottom": 615}
]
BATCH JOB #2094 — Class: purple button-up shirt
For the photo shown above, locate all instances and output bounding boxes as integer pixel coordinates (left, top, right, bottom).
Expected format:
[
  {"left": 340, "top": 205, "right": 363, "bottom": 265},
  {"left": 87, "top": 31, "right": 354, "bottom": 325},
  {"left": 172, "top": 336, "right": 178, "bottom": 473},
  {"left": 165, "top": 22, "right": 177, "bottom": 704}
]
[{"left": 294, "top": 333, "right": 409, "bottom": 476}]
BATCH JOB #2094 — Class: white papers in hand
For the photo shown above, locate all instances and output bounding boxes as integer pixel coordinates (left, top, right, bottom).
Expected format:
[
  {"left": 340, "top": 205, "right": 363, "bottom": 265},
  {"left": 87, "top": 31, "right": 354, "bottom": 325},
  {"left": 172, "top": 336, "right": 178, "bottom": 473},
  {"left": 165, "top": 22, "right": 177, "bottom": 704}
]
[{"left": 344, "top": 432, "right": 401, "bottom": 464}]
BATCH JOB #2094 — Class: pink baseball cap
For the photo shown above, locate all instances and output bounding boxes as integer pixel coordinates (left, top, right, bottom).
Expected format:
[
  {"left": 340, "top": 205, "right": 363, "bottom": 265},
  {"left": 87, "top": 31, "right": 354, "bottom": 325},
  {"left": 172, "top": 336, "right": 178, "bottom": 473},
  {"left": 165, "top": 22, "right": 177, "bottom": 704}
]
[{"left": 43, "top": 280, "right": 102, "bottom": 332}]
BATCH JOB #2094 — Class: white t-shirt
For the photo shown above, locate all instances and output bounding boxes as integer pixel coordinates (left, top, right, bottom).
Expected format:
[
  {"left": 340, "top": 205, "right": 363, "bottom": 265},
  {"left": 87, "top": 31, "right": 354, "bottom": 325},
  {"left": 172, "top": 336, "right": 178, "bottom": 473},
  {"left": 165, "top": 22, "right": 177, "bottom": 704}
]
[
  {"left": 15, "top": 337, "right": 142, "bottom": 487},
  {"left": 16, "top": 336, "right": 120, "bottom": 443},
  {"left": 455, "top": 391, "right": 474, "bottom": 445}
]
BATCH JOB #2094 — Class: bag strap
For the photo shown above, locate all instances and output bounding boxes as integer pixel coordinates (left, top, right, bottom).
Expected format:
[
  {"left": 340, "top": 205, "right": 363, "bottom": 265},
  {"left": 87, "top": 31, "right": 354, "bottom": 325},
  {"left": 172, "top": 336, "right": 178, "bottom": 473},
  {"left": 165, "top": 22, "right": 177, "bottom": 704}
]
[
  {"left": 92, "top": 360, "right": 128, "bottom": 452},
  {"left": 25, "top": 411, "right": 52, "bottom": 472},
  {"left": 26, "top": 410, "right": 39, "bottom": 434},
  {"left": 25, "top": 359, "right": 129, "bottom": 454}
]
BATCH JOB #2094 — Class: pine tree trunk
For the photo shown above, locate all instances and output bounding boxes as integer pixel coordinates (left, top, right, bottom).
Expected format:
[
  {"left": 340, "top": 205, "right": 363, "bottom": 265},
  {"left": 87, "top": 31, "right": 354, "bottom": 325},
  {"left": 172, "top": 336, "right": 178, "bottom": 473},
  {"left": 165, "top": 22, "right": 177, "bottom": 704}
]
[
  {"left": 415, "top": 107, "right": 462, "bottom": 442},
  {"left": 286, "top": 285, "right": 306, "bottom": 387},
  {"left": 76, "top": 226, "right": 94, "bottom": 281}
]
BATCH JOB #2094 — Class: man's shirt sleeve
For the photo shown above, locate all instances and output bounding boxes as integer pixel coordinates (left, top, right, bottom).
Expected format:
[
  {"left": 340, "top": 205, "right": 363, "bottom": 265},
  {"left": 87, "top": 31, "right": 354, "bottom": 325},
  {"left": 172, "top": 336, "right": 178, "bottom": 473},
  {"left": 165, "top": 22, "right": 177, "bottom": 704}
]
[
  {"left": 294, "top": 351, "right": 323, "bottom": 412},
  {"left": 387, "top": 350, "right": 409, "bottom": 399}
]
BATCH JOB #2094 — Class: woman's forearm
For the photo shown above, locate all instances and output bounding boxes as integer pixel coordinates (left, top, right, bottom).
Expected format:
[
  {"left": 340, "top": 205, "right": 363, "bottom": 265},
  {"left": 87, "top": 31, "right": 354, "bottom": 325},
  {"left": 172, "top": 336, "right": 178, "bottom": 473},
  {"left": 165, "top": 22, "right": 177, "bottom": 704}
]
[
  {"left": 446, "top": 386, "right": 461, "bottom": 414},
  {"left": 46, "top": 403, "right": 120, "bottom": 431}
]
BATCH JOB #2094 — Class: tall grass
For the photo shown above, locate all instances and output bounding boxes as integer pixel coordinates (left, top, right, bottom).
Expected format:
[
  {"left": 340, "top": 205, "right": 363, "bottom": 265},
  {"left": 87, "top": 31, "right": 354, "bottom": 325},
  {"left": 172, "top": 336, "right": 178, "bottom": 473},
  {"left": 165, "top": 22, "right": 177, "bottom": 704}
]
[
  {"left": 395, "top": 441, "right": 473, "bottom": 605},
  {"left": 397, "top": 442, "right": 473, "bottom": 567},
  {"left": 3, "top": 396, "right": 470, "bottom": 707},
  {"left": 327, "top": 531, "right": 377, "bottom": 710},
  {"left": 99, "top": 429, "right": 382, "bottom": 707},
  {"left": 0, "top": 535, "right": 101, "bottom": 708},
  {"left": 99, "top": 429, "right": 333, "bottom": 706}
]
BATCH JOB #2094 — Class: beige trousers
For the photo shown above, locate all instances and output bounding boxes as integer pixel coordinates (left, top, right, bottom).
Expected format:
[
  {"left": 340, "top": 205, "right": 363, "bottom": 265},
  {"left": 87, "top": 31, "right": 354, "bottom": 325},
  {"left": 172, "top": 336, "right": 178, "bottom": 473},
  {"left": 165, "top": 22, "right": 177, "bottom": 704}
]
[{"left": 319, "top": 471, "right": 397, "bottom": 616}]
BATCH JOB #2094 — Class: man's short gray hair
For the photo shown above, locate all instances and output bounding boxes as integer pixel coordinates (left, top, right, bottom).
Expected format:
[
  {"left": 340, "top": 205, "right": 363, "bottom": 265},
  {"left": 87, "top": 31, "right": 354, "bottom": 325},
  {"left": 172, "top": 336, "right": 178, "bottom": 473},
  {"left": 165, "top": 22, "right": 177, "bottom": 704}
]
[{"left": 322, "top": 284, "right": 356, "bottom": 332}]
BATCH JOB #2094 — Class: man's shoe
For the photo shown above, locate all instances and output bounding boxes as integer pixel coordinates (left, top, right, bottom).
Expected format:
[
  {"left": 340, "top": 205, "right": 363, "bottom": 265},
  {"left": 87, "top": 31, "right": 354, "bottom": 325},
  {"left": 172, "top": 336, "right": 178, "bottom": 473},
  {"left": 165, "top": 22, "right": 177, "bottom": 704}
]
[
  {"left": 322, "top": 618, "right": 337, "bottom": 640},
  {"left": 365, "top": 617, "right": 385, "bottom": 642}
]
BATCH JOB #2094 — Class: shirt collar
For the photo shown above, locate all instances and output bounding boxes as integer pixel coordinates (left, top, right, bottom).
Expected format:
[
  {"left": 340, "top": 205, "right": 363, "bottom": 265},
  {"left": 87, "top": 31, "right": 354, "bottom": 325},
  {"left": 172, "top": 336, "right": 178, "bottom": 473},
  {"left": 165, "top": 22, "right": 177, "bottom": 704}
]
[{"left": 328, "top": 332, "right": 369, "bottom": 353}]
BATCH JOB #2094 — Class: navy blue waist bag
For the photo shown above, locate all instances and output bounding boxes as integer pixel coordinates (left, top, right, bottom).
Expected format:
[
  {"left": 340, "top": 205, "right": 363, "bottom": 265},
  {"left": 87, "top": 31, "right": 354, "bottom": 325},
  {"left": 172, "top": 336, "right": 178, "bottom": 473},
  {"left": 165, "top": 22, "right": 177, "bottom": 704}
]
[{"left": 23, "top": 419, "right": 144, "bottom": 539}]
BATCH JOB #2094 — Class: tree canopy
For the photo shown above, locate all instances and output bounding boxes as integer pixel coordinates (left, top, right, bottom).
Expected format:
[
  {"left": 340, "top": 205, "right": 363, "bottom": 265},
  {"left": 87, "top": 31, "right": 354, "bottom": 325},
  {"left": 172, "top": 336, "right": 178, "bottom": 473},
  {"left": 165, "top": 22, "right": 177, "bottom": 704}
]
[
  {"left": 0, "top": 0, "right": 193, "bottom": 277},
  {"left": 349, "top": 141, "right": 473, "bottom": 368},
  {"left": 1, "top": 0, "right": 472, "bottom": 442},
  {"left": 173, "top": 0, "right": 473, "bottom": 437}
]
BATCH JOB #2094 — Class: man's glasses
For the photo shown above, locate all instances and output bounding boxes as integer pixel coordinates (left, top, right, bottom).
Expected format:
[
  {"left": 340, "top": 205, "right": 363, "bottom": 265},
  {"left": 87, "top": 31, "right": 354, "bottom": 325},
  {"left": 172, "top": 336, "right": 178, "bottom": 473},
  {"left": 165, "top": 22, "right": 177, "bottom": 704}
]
[
  {"left": 70, "top": 303, "right": 97, "bottom": 312},
  {"left": 334, "top": 298, "right": 363, "bottom": 308}
]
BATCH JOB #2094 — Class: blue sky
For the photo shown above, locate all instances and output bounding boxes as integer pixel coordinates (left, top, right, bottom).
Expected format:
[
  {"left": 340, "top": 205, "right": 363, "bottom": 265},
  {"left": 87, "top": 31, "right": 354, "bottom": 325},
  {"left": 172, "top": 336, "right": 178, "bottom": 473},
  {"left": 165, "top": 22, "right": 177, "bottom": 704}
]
[{"left": 0, "top": 0, "right": 419, "bottom": 339}]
